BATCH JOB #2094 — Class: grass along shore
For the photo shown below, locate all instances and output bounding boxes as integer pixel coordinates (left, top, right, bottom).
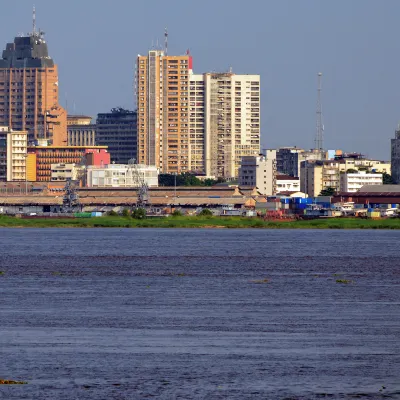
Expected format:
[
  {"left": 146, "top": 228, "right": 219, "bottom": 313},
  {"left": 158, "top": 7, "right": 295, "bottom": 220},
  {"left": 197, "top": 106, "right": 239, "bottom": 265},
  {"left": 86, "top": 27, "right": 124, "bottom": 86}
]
[{"left": 1, "top": 215, "right": 400, "bottom": 229}]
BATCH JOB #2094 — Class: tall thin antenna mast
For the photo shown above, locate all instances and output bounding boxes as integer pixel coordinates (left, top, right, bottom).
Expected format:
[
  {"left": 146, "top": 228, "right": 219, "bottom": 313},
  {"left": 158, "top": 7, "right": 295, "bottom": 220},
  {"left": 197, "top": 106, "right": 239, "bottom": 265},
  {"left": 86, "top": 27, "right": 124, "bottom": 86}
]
[
  {"left": 315, "top": 72, "right": 324, "bottom": 150},
  {"left": 32, "top": 5, "right": 37, "bottom": 35},
  {"left": 164, "top": 28, "right": 168, "bottom": 55}
]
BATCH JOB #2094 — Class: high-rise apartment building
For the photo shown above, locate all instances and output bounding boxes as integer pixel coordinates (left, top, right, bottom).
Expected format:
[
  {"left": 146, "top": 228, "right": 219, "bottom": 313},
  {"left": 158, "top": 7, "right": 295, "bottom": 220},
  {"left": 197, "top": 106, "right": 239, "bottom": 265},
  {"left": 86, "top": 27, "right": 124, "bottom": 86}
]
[
  {"left": 0, "top": 26, "right": 67, "bottom": 146},
  {"left": 136, "top": 50, "right": 192, "bottom": 173},
  {"left": 96, "top": 108, "right": 137, "bottom": 164},
  {"left": 189, "top": 72, "right": 260, "bottom": 178},
  {"left": 188, "top": 74, "right": 205, "bottom": 174}
]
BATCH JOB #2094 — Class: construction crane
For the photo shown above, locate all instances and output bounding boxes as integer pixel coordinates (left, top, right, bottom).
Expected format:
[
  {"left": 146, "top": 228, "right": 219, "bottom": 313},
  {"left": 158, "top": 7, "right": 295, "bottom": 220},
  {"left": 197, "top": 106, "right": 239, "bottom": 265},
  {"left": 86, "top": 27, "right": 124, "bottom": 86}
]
[
  {"left": 128, "top": 159, "right": 150, "bottom": 208},
  {"left": 62, "top": 179, "right": 80, "bottom": 213}
]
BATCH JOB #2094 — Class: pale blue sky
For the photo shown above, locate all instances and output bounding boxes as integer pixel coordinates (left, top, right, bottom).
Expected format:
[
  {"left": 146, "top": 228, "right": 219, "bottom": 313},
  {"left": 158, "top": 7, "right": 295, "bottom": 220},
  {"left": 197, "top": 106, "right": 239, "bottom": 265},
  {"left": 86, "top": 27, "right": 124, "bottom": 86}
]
[{"left": 1, "top": 0, "right": 399, "bottom": 160}]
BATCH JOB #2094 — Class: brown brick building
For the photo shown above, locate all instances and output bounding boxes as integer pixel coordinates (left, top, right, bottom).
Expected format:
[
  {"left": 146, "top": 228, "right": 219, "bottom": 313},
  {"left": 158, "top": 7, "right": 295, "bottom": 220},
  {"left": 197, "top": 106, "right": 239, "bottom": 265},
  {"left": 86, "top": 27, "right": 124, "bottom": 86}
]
[{"left": 0, "top": 27, "right": 67, "bottom": 146}]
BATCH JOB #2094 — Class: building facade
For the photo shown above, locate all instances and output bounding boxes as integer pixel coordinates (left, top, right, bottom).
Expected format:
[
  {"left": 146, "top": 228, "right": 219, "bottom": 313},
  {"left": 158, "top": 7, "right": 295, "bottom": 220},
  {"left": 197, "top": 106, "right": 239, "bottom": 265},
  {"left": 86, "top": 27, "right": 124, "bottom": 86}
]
[
  {"left": 300, "top": 160, "right": 340, "bottom": 197},
  {"left": 189, "top": 73, "right": 205, "bottom": 174},
  {"left": 96, "top": 108, "right": 137, "bottom": 164},
  {"left": 7, "top": 129, "right": 27, "bottom": 181},
  {"left": 51, "top": 163, "right": 83, "bottom": 182},
  {"left": 0, "top": 126, "right": 28, "bottom": 182},
  {"left": 86, "top": 164, "right": 159, "bottom": 188},
  {"left": 67, "top": 115, "right": 96, "bottom": 147},
  {"left": 67, "top": 115, "right": 92, "bottom": 126},
  {"left": 276, "top": 175, "right": 300, "bottom": 193},
  {"left": 391, "top": 128, "right": 400, "bottom": 183},
  {"left": 340, "top": 172, "right": 383, "bottom": 192},
  {"left": 28, "top": 145, "right": 107, "bottom": 182},
  {"left": 137, "top": 50, "right": 192, "bottom": 173},
  {"left": 0, "top": 29, "right": 67, "bottom": 146},
  {"left": 0, "top": 126, "right": 7, "bottom": 180},
  {"left": 276, "top": 147, "right": 326, "bottom": 177},
  {"left": 239, "top": 155, "right": 276, "bottom": 196}
]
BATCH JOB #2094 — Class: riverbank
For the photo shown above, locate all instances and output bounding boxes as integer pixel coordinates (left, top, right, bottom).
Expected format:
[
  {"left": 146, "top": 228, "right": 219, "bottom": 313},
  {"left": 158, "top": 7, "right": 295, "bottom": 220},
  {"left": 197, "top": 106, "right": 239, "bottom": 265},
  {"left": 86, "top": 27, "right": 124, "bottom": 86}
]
[{"left": 1, "top": 215, "right": 400, "bottom": 229}]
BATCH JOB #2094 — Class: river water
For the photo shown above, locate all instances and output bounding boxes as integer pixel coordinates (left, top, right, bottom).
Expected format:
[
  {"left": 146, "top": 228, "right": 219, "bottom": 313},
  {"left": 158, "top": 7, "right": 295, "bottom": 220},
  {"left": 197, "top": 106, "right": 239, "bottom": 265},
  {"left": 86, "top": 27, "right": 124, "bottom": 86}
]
[{"left": 0, "top": 228, "right": 399, "bottom": 399}]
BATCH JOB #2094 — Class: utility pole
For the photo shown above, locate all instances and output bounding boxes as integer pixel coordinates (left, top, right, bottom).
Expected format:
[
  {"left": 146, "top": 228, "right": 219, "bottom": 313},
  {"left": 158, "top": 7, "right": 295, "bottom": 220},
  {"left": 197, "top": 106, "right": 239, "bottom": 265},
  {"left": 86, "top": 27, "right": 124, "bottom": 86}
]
[{"left": 315, "top": 72, "right": 324, "bottom": 151}]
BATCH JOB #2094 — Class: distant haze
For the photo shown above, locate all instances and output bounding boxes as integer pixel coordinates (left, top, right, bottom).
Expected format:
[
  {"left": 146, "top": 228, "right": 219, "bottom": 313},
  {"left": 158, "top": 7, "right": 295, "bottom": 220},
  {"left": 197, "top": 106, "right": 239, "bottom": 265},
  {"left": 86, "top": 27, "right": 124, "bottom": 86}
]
[{"left": 1, "top": 0, "right": 399, "bottom": 160}]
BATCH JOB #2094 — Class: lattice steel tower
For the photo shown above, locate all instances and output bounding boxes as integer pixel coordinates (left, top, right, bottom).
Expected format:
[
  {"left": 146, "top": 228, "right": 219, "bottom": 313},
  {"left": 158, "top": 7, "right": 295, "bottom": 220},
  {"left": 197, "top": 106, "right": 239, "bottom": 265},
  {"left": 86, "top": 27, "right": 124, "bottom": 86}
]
[{"left": 315, "top": 72, "right": 324, "bottom": 150}]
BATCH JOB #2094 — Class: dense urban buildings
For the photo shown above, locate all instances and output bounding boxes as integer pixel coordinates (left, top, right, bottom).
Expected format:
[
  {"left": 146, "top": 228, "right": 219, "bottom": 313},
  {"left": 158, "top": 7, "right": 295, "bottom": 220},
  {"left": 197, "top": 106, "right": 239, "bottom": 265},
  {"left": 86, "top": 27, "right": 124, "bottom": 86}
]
[
  {"left": 0, "top": 28, "right": 67, "bottom": 146},
  {"left": 67, "top": 115, "right": 96, "bottom": 147},
  {"left": 275, "top": 147, "right": 326, "bottom": 177},
  {"left": 86, "top": 164, "right": 159, "bottom": 188},
  {"left": 27, "top": 145, "right": 107, "bottom": 181},
  {"left": 137, "top": 50, "right": 260, "bottom": 179},
  {"left": 96, "top": 108, "right": 137, "bottom": 164},
  {"left": 136, "top": 50, "right": 192, "bottom": 173},
  {"left": 239, "top": 155, "right": 276, "bottom": 196}
]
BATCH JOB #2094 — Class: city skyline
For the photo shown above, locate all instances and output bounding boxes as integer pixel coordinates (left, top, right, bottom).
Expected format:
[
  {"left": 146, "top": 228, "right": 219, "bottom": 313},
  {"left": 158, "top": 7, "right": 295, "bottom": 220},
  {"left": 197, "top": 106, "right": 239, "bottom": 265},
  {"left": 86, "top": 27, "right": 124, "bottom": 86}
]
[{"left": 1, "top": 0, "right": 399, "bottom": 160}]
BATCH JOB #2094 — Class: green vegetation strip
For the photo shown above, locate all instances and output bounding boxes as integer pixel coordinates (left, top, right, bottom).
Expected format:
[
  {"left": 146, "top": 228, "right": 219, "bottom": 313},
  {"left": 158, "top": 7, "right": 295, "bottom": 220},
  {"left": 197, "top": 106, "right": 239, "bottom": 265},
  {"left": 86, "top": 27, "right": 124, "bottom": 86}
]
[{"left": 1, "top": 215, "right": 400, "bottom": 229}]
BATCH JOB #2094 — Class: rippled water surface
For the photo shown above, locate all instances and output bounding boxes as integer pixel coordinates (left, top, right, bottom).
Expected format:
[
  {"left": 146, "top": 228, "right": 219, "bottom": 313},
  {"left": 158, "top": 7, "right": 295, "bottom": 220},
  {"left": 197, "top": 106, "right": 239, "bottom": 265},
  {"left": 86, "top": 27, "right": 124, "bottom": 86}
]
[{"left": 0, "top": 228, "right": 399, "bottom": 399}]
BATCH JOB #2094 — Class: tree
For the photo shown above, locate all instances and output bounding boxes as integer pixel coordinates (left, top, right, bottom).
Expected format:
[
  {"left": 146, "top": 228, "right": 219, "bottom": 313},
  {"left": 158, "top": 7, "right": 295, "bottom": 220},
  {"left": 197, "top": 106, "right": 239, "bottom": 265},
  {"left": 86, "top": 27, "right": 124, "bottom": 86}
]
[
  {"left": 132, "top": 208, "right": 146, "bottom": 219},
  {"left": 158, "top": 173, "right": 223, "bottom": 187},
  {"left": 199, "top": 208, "right": 213, "bottom": 216},
  {"left": 172, "top": 209, "right": 183, "bottom": 217},
  {"left": 122, "top": 208, "right": 130, "bottom": 217},
  {"left": 346, "top": 168, "right": 358, "bottom": 174},
  {"left": 319, "top": 187, "right": 335, "bottom": 196},
  {"left": 383, "top": 172, "right": 394, "bottom": 185}
]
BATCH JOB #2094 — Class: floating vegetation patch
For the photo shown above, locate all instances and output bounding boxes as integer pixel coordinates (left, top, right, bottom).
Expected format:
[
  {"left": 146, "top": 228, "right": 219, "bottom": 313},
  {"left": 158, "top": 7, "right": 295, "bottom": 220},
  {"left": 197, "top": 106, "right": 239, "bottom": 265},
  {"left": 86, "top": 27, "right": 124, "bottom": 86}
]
[
  {"left": 336, "top": 279, "right": 353, "bottom": 284},
  {"left": 250, "top": 278, "right": 269, "bottom": 284},
  {"left": 0, "top": 379, "right": 27, "bottom": 385}
]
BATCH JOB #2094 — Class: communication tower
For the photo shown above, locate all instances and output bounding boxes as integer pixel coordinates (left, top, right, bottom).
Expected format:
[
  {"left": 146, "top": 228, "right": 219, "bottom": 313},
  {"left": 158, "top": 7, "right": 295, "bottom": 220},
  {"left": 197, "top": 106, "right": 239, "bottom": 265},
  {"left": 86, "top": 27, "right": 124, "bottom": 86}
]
[{"left": 315, "top": 72, "right": 324, "bottom": 150}]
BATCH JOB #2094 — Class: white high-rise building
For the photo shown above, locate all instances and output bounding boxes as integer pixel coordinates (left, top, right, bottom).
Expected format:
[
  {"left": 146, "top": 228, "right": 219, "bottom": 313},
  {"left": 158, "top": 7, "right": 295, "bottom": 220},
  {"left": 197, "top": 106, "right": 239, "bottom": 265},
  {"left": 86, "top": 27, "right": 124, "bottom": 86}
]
[{"left": 189, "top": 72, "right": 260, "bottom": 178}]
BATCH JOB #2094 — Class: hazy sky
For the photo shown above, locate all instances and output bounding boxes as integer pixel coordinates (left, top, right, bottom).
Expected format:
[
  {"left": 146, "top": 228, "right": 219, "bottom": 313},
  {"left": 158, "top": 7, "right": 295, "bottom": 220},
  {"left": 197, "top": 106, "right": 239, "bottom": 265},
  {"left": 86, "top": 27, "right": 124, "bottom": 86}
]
[{"left": 1, "top": 0, "right": 399, "bottom": 160}]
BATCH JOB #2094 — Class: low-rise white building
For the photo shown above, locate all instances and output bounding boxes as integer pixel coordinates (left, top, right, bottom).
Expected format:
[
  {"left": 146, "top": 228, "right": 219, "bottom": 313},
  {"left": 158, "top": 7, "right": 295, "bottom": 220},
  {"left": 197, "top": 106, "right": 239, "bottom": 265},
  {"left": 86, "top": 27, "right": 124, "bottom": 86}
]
[
  {"left": 276, "top": 175, "right": 300, "bottom": 193},
  {"left": 86, "top": 164, "right": 159, "bottom": 188},
  {"left": 340, "top": 171, "right": 383, "bottom": 192},
  {"left": 51, "top": 163, "right": 83, "bottom": 182},
  {"left": 239, "top": 155, "right": 276, "bottom": 195}
]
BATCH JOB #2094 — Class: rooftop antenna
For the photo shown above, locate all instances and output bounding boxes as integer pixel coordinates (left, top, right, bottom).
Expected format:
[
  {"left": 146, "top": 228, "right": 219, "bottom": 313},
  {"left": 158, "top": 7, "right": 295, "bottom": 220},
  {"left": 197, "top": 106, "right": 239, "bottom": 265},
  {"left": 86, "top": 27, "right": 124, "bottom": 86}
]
[
  {"left": 164, "top": 28, "right": 168, "bottom": 55},
  {"left": 32, "top": 5, "right": 36, "bottom": 35},
  {"left": 315, "top": 72, "right": 324, "bottom": 150}
]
